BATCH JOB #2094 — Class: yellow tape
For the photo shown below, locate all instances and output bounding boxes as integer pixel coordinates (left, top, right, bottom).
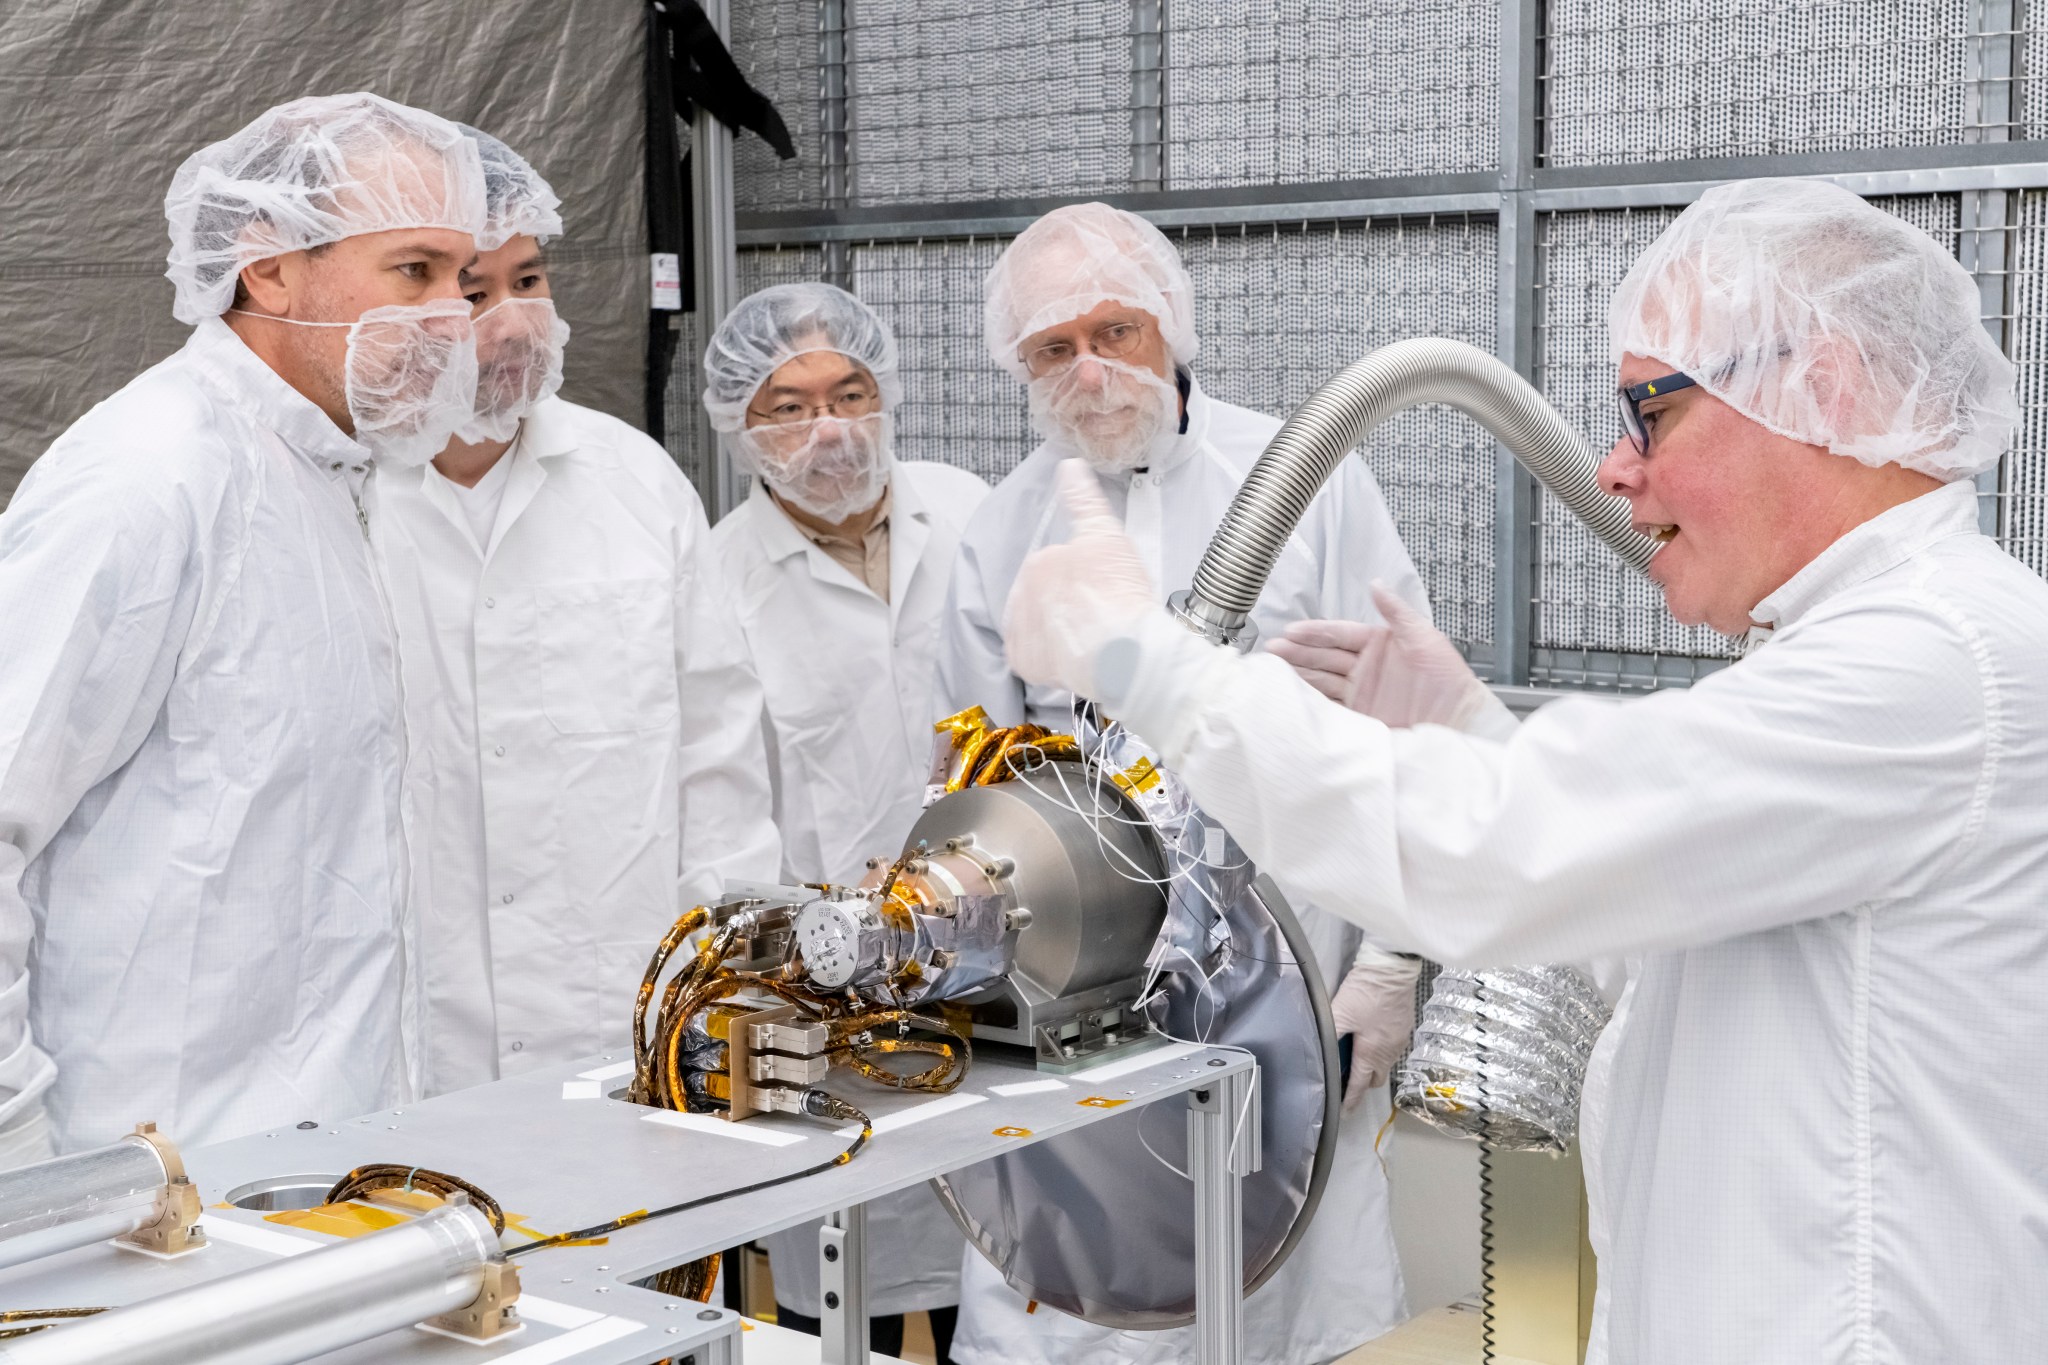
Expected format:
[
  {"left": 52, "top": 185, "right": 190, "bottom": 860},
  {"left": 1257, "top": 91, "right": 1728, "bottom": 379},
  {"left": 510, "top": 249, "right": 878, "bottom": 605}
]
[
  {"left": 1111, "top": 757, "right": 1162, "bottom": 795},
  {"left": 264, "top": 1202, "right": 410, "bottom": 1240}
]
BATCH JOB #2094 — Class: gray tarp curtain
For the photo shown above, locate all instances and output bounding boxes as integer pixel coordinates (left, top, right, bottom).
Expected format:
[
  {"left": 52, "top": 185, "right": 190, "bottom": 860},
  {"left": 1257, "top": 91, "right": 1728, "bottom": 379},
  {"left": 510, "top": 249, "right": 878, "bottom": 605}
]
[{"left": 0, "top": 0, "right": 648, "bottom": 507}]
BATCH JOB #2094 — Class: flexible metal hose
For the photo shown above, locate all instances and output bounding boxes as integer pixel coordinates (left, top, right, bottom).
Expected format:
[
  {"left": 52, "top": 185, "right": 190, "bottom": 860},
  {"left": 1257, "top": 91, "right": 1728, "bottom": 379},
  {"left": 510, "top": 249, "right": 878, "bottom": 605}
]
[{"left": 1176, "top": 338, "right": 1658, "bottom": 641}]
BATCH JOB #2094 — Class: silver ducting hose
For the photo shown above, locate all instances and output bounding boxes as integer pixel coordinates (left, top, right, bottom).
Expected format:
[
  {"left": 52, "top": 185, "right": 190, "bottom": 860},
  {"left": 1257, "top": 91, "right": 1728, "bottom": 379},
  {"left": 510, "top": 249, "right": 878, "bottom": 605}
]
[
  {"left": 1395, "top": 966, "right": 1613, "bottom": 1153},
  {"left": 1171, "top": 337, "right": 1657, "bottom": 644}
]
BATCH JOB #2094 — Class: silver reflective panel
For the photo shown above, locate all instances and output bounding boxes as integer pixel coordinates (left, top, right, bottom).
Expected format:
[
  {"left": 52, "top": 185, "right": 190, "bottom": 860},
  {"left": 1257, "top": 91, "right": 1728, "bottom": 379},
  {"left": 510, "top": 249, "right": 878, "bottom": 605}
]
[{"left": 932, "top": 718, "right": 1339, "bottom": 1328}]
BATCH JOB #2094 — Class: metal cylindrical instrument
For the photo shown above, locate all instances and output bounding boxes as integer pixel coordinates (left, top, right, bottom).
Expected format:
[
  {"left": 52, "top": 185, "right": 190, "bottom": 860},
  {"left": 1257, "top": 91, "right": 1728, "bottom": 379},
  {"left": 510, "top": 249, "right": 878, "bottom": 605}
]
[
  {"left": 0, "top": 1134, "right": 168, "bottom": 1272},
  {"left": 0, "top": 1201, "right": 500, "bottom": 1365}
]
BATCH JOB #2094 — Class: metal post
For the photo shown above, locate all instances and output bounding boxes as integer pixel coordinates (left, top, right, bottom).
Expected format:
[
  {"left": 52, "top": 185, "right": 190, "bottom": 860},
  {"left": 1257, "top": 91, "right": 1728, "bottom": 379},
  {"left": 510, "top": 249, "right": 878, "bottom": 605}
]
[
  {"left": 692, "top": 1309, "right": 749, "bottom": 1358},
  {"left": 1188, "top": 1064, "right": 1258, "bottom": 1365},
  {"left": 1131, "top": 0, "right": 1167, "bottom": 192},
  {"left": 697, "top": 1315, "right": 742, "bottom": 1365},
  {"left": 821, "top": 0, "right": 853, "bottom": 291},
  {"left": 818, "top": 1204, "right": 869, "bottom": 1365},
  {"left": 1968, "top": 0, "right": 2022, "bottom": 537},
  {"left": 1493, "top": 0, "right": 1540, "bottom": 685},
  {"left": 691, "top": 0, "right": 742, "bottom": 520}
]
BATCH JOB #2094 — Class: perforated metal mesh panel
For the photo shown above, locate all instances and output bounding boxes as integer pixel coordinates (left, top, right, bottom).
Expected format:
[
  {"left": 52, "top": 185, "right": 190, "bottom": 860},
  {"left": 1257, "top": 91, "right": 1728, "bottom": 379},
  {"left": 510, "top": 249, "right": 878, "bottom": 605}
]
[
  {"left": 1165, "top": 1, "right": 1499, "bottom": 186},
  {"left": 844, "top": 2, "right": 1134, "bottom": 206},
  {"left": 710, "top": 6, "right": 2048, "bottom": 689},
  {"left": 1532, "top": 206, "right": 1722, "bottom": 660},
  {"left": 2004, "top": 191, "right": 2048, "bottom": 575},
  {"left": 1181, "top": 218, "right": 1499, "bottom": 644},
  {"left": 852, "top": 237, "right": 1034, "bottom": 483},
  {"left": 732, "top": 0, "right": 826, "bottom": 211},
  {"left": 1542, "top": 1, "right": 1982, "bottom": 167},
  {"left": 1533, "top": 194, "right": 1966, "bottom": 665}
]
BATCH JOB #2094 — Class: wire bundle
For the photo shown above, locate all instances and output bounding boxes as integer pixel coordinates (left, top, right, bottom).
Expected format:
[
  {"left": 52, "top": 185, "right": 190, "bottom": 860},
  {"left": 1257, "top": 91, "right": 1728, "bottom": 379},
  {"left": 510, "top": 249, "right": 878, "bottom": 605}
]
[
  {"left": 0, "top": 1308, "right": 106, "bottom": 1340},
  {"left": 629, "top": 893, "right": 969, "bottom": 1118},
  {"left": 325, "top": 1164, "right": 508, "bottom": 1233}
]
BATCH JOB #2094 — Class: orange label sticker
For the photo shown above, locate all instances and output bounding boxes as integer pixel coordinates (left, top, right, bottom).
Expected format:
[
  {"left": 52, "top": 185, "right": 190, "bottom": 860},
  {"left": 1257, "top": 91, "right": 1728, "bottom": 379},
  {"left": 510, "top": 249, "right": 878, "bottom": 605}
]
[
  {"left": 992, "top": 1126, "right": 1032, "bottom": 1138},
  {"left": 1076, "top": 1096, "right": 1128, "bottom": 1108}
]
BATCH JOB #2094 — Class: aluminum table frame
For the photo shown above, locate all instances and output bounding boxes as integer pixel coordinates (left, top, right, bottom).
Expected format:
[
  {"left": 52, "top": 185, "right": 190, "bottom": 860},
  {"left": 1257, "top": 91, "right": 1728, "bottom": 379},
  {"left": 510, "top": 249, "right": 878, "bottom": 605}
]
[{"left": 0, "top": 1040, "right": 1259, "bottom": 1365}]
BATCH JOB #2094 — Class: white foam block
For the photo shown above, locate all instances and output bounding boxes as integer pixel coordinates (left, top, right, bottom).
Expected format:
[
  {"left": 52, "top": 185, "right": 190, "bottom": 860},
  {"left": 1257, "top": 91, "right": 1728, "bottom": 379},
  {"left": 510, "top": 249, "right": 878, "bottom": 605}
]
[
  {"left": 490, "top": 1314, "right": 643, "bottom": 1365},
  {"left": 199, "top": 1216, "right": 320, "bottom": 1258},
  {"left": 512, "top": 1296, "right": 604, "bottom": 1331},
  {"left": 642, "top": 1109, "right": 809, "bottom": 1147},
  {"left": 559, "top": 1080, "right": 602, "bottom": 1100},
  {"left": 1070, "top": 1040, "right": 1208, "bottom": 1083},
  {"left": 867, "top": 1092, "right": 988, "bottom": 1135},
  {"left": 988, "top": 1078, "right": 1068, "bottom": 1098}
]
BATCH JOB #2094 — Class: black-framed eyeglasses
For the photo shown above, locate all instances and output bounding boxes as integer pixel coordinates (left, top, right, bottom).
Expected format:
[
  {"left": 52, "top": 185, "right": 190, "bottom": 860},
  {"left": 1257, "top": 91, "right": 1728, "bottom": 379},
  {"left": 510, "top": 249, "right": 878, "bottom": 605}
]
[{"left": 1616, "top": 371, "right": 1698, "bottom": 456}]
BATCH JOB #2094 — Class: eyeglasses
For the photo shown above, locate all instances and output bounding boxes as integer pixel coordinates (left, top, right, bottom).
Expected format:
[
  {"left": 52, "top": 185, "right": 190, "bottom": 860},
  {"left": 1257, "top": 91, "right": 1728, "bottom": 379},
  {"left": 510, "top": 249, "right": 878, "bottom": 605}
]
[
  {"left": 746, "top": 388, "right": 879, "bottom": 426},
  {"left": 1616, "top": 371, "right": 1698, "bottom": 456},
  {"left": 1022, "top": 318, "right": 1151, "bottom": 378}
]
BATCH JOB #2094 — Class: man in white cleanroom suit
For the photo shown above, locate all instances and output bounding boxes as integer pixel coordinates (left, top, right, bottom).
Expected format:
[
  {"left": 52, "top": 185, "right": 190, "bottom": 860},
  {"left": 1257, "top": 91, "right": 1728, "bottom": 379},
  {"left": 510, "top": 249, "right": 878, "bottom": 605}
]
[
  {"left": 1004, "top": 178, "right": 2048, "bottom": 1365},
  {"left": 942, "top": 202, "right": 1418, "bottom": 1365},
  {"left": 0, "top": 93, "right": 488, "bottom": 1160},
  {"left": 370, "top": 128, "right": 781, "bottom": 1098},
  {"left": 705, "top": 282, "right": 986, "bottom": 1362}
]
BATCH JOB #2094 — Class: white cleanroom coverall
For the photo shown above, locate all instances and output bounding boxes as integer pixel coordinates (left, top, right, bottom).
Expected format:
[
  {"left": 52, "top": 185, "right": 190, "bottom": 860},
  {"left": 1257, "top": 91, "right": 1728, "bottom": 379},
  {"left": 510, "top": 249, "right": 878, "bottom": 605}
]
[
  {"left": 941, "top": 377, "right": 1418, "bottom": 1365},
  {"left": 0, "top": 317, "right": 413, "bottom": 1154},
  {"left": 1109, "top": 480, "right": 2048, "bottom": 1364},
  {"left": 711, "top": 461, "right": 988, "bottom": 1317},
  {"left": 373, "top": 396, "right": 782, "bottom": 1096}
]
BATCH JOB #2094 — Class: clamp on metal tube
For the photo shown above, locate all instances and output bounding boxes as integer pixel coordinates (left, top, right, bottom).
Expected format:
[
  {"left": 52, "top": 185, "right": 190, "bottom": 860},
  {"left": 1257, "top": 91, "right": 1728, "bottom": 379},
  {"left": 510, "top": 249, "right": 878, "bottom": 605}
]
[{"left": 115, "top": 1123, "right": 204, "bottom": 1258}]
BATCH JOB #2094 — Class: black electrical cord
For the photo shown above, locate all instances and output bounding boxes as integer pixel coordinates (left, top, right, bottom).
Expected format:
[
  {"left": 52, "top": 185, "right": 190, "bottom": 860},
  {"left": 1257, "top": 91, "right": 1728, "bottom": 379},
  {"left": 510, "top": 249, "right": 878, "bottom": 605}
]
[{"left": 505, "top": 1093, "right": 872, "bottom": 1259}]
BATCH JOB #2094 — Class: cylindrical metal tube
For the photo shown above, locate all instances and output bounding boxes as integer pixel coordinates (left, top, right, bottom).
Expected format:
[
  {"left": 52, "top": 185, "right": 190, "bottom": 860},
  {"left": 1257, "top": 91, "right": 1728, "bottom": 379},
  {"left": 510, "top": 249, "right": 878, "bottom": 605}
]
[
  {"left": 0, "top": 1136, "right": 167, "bottom": 1272},
  {"left": 0, "top": 1202, "right": 499, "bottom": 1365},
  {"left": 1178, "top": 338, "right": 1658, "bottom": 639}
]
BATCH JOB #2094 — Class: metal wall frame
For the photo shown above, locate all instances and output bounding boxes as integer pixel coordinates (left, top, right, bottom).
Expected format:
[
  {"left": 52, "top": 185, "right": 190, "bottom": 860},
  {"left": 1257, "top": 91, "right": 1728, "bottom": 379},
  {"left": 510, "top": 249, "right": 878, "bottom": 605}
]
[{"left": 713, "top": 0, "right": 2048, "bottom": 693}]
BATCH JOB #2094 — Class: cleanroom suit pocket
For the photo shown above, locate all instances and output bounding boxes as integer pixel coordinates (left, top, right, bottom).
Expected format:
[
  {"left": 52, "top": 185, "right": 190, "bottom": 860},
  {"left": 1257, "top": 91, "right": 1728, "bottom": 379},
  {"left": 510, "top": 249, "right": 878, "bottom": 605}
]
[{"left": 536, "top": 579, "right": 674, "bottom": 734}]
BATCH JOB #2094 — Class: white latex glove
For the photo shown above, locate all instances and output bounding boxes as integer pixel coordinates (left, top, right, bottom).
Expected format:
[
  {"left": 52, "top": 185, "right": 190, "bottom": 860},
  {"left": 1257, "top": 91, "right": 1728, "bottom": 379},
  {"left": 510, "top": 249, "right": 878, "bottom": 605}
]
[
  {"left": 1268, "top": 580, "right": 1511, "bottom": 736},
  {"left": 1331, "top": 947, "right": 1423, "bottom": 1108},
  {"left": 1003, "top": 459, "right": 1161, "bottom": 699},
  {"left": 0, "top": 1100, "right": 55, "bottom": 1171}
]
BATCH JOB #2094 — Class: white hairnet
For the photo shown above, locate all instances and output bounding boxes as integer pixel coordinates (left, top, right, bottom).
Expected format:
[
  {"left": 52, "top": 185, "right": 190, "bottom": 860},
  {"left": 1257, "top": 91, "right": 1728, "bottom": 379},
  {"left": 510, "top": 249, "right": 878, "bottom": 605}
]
[
  {"left": 1611, "top": 177, "right": 2018, "bottom": 481},
  {"left": 164, "top": 92, "right": 487, "bottom": 324},
  {"left": 701, "top": 282, "right": 903, "bottom": 431},
  {"left": 461, "top": 125, "right": 564, "bottom": 251},
  {"left": 983, "top": 203, "right": 1198, "bottom": 380}
]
